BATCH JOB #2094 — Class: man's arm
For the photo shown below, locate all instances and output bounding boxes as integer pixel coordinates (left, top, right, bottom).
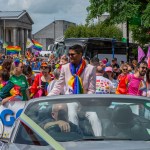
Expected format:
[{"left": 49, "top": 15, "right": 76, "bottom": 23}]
[
  {"left": 44, "top": 120, "right": 70, "bottom": 132},
  {"left": 47, "top": 66, "right": 65, "bottom": 96},
  {"left": 87, "top": 66, "right": 96, "bottom": 94},
  {"left": 0, "top": 81, "right": 14, "bottom": 99}
]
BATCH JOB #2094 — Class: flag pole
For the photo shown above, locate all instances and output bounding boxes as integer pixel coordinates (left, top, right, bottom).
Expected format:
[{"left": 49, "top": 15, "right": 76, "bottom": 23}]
[{"left": 3, "top": 19, "right": 6, "bottom": 55}]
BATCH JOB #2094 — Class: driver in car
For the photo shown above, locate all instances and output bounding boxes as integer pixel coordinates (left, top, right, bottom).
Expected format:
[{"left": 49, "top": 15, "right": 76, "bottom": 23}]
[{"left": 43, "top": 103, "right": 81, "bottom": 134}]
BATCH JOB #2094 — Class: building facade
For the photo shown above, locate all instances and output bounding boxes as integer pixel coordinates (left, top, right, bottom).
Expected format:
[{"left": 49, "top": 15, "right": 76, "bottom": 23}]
[
  {"left": 33, "top": 20, "right": 76, "bottom": 51},
  {"left": 0, "top": 10, "right": 34, "bottom": 54},
  {"left": 98, "top": 13, "right": 133, "bottom": 43}
]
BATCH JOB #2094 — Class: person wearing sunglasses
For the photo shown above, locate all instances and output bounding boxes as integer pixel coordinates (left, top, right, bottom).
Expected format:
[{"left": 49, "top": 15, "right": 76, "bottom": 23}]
[
  {"left": 30, "top": 62, "right": 52, "bottom": 98},
  {"left": 116, "top": 64, "right": 129, "bottom": 94},
  {"left": 47, "top": 44, "right": 96, "bottom": 96},
  {"left": 126, "top": 61, "right": 147, "bottom": 96},
  {"left": 47, "top": 45, "right": 96, "bottom": 127}
]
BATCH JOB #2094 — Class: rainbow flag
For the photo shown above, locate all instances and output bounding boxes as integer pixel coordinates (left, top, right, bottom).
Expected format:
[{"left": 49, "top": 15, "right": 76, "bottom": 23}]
[
  {"left": 6, "top": 46, "right": 21, "bottom": 55},
  {"left": 32, "top": 39, "right": 43, "bottom": 51},
  {"left": 147, "top": 46, "right": 150, "bottom": 68}
]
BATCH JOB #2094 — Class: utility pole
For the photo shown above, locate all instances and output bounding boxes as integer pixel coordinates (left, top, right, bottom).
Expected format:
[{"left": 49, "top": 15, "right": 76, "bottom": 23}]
[
  {"left": 126, "top": 20, "right": 130, "bottom": 62},
  {"left": 54, "top": 18, "right": 55, "bottom": 42},
  {"left": 112, "top": 38, "right": 116, "bottom": 59}
]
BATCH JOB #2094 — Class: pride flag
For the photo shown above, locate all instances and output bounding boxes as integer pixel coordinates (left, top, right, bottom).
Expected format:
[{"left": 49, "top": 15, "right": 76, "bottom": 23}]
[
  {"left": 6, "top": 46, "right": 21, "bottom": 55},
  {"left": 147, "top": 46, "right": 150, "bottom": 68},
  {"left": 32, "top": 39, "right": 43, "bottom": 51},
  {"left": 138, "top": 46, "right": 145, "bottom": 63}
]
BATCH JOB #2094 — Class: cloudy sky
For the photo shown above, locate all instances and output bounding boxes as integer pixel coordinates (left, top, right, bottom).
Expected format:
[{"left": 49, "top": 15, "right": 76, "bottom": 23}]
[{"left": 0, "top": 0, "right": 90, "bottom": 33}]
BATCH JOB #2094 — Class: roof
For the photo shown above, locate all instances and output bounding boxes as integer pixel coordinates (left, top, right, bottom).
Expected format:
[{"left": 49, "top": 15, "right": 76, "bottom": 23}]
[
  {"left": 0, "top": 10, "right": 34, "bottom": 24},
  {"left": 34, "top": 20, "right": 75, "bottom": 35}
]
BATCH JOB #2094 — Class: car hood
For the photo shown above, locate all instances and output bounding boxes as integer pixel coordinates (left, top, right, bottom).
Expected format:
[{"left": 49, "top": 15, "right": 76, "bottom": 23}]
[
  {"left": 61, "top": 141, "right": 150, "bottom": 150},
  {"left": 1, "top": 141, "right": 150, "bottom": 150}
]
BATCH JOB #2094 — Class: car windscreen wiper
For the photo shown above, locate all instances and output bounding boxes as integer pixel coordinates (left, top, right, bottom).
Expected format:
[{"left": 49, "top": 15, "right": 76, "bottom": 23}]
[{"left": 76, "top": 136, "right": 133, "bottom": 141}]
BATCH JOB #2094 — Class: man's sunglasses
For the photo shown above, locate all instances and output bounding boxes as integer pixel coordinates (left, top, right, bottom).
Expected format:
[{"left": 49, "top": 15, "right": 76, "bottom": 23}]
[
  {"left": 68, "top": 53, "right": 77, "bottom": 57},
  {"left": 141, "top": 67, "right": 148, "bottom": 70}
]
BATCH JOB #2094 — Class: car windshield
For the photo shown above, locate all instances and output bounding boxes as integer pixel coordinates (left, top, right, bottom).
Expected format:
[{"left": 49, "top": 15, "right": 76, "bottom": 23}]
[{"left": 14, "top": 97, "right": 150, "bottom": 145}]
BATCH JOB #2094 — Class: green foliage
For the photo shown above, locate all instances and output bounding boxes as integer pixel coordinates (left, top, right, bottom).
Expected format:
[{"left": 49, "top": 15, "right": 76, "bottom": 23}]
[
  {"left": 87, "top": 0, "right": 150, "bottom": 45},
  {"left": 64, "top": 23, "right": 123, "bottom": 40},
  {"left": 131, "top": 26, "right": 150, "bottom": 45}
]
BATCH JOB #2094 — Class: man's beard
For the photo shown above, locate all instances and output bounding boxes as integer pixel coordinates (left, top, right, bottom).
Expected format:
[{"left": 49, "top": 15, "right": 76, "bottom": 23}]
[{"left": 139, "top": 71, "right": 146, "bottom": 77}]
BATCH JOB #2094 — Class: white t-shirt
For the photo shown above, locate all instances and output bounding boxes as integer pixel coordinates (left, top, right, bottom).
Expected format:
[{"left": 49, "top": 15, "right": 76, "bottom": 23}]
[{"left": 96, "top": 76, "right": 112, "bottom": 94}]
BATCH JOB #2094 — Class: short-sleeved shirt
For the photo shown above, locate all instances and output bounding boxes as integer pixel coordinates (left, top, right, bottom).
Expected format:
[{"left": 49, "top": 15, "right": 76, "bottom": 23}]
[
  {"left": 96, "top": 76, "right": 112, "bottom": 94},
  {"left": 127, "top": 74, "right": 146, "bottom": 96},
  {"left": 10, "top": 75, "right": 29, "bottom": 100}
]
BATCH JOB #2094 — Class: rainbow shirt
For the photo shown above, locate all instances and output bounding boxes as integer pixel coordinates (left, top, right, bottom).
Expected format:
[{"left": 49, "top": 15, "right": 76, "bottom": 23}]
[{"left": 96, "top": 76, "right": 112, "bottom": 94}]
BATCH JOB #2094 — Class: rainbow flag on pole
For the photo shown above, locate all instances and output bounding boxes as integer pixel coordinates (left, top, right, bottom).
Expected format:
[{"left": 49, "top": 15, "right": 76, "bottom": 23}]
[
  {"left": 6, "top": 46, "right": 21, "bottom": 55},
  {"left": 32, "top": 39, "right": 43, "bottom": 51},
  {"left": 147, "top": 46, "right": 150, "bottom": 68}
]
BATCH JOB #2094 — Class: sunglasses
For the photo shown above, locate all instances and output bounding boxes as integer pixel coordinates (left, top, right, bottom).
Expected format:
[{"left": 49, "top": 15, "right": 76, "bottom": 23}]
[
  {"left": 123, "top": 68, "right": 128, "bottom": 71},
  {"left": 41, "top": 66, "right": 48, "bottom": 70},
  {"left": 97, "top": 70, "right": 104, "bottom": 73},
  {"left": 141, "top": 67, "right": 148, "bottom": 70},
  {"left": 68, "top": 53, "right": 77, "bottom": 57}
]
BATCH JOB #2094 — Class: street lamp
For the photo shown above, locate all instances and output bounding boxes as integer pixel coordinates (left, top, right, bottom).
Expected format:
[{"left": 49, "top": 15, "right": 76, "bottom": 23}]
[{"left": 112, "top": 38, "right": 116, "bottom": 59}]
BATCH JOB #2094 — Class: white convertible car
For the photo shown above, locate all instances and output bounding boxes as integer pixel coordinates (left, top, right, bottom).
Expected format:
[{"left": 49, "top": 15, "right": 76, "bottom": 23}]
[{"left": 0, "top": 94, "right": 150, "bottom": 150}]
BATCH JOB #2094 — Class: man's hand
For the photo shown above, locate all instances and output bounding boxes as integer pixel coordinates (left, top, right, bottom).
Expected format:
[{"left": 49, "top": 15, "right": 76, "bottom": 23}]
[
  {"left": 44, "top": 120, "right": 70, "bottom": 132},
  {"left": 57, "top": 120, "right": 70, "bottom": 132}
]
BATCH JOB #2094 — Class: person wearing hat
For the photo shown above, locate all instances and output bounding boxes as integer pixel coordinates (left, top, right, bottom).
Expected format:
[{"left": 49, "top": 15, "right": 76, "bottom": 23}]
[
  {"left": 105, "top": 66, "right": 118, "bottom": 94},
  {"left": 30, "top": 62, "right": 52, "bottom": 98},
  {"left": 96, "top": 66, "right": 112, "bottom": 94}
]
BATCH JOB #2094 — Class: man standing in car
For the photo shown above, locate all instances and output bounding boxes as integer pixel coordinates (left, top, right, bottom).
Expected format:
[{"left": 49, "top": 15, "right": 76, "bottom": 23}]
[
  {"left": 47, "top": 44, "right": 96, "bottom": 96},
  {"left": 47, "top": 45, "right": 97, "bottom": 133}
]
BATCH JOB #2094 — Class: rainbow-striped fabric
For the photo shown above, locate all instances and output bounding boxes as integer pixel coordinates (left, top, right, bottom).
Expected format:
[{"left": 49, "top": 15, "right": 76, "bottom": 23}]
[
  {"left": 68, "top": 59, "right": 86, "bottom": 94},
  {"left": 0, "top": 81, "right": 7, "bottom": 91},
  {"left": 6, "top": 46, "right": 21, "bottom": 55},
  {"left": 32, "top": 39, "right": 43, "bottom": 51}
]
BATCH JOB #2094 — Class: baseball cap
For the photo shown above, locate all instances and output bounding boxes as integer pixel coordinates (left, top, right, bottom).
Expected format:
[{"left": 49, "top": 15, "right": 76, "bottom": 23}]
[{"left": 105, "top": 66, "right": 113, "bottom": 72}]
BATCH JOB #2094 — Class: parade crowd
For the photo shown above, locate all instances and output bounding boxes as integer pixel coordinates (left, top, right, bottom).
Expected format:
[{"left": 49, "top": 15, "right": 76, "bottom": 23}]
[{"left": 0, "top": 44, "right": 149, "bottom": 105}]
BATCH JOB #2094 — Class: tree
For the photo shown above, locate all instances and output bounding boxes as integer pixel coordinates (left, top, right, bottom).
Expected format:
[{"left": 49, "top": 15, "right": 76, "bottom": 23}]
[
  {"left": 86, "top": 0, "right": 150, "bottom": 45},
  {"left": 64, "top": 23, "right": 123, "bottom": 40}
]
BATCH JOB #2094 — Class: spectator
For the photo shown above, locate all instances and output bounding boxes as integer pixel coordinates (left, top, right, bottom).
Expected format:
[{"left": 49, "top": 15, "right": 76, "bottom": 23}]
[
  {"left": 143, "top": 69, "right": 150, "bottom": 97},
  {"left": 0, "top": 70, "right": 10, "bottom": 91},
  {"left": 2, "top": 59, "right": 13, "bottom": 72},
  {"left": 23, "top": 65, "right": 34, "bottom": 86},
  {"left": 30, "top": 62, "right": 52, "bottom": 98},
  {"left": 95, "top": 66, "right": 112, "bottom": 94},
  {"left": 105, "top": 66, "right": 118, "bottom": 94},
  {"left": 90, "top": 57, "right": 100, "bottom": 67},
  {"left": 127, "top": 61, "right": 147, "bottom": 96},
  {"left": 116, "top": 64, "right": 129, "bottom": 94},
  {"left": 1, "top": 58, "right": 30, "bottom": 104},
  {"left": 47, "top": 69, "right": 63, "bottom": 94}
]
